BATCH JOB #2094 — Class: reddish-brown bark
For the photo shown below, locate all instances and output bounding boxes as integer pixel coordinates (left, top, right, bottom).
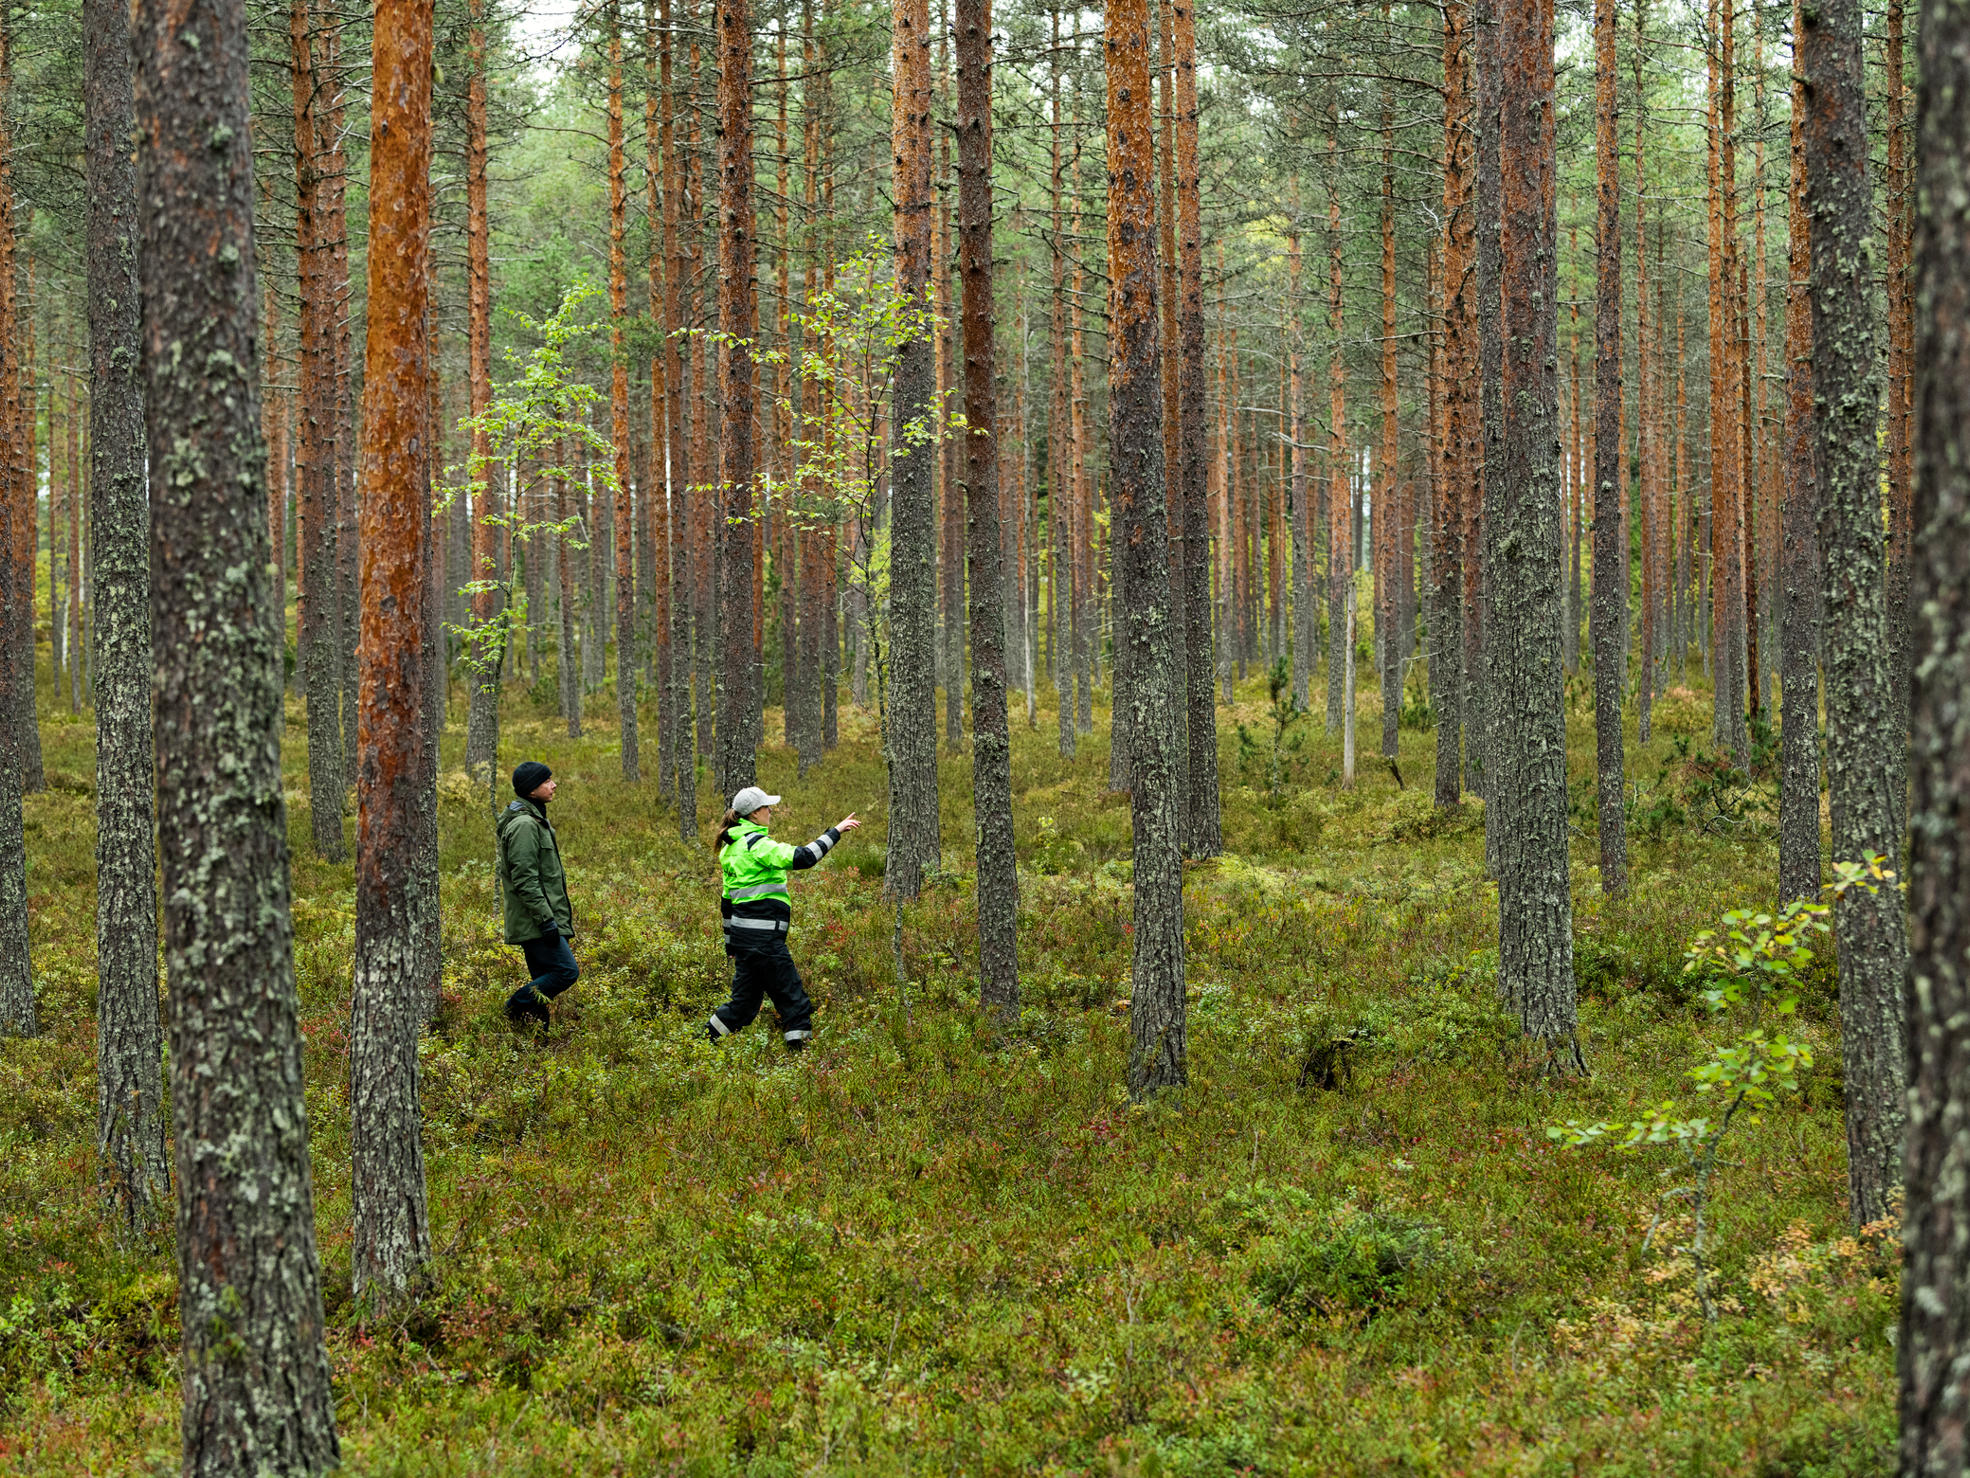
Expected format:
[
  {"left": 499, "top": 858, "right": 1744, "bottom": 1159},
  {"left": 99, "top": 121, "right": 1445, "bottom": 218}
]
[
  {"left": 607, "top": 5, "right": 640, "bottom": 781},
  {"left": 351, "top": 0, "right": 436, "bottom": 1307}
]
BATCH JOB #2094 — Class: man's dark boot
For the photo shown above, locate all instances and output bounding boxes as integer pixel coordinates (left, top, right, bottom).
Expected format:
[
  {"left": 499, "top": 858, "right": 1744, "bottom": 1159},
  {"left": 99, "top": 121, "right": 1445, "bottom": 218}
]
[{"left": 506, "top": 986, "right": 550, "bottom": 1028}]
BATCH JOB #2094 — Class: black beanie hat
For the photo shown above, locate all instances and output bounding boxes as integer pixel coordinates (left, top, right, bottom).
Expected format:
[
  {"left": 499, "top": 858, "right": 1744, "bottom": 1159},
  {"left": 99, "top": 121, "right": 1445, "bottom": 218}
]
[{"left": 512, "top": 761, "right": 553, "bottom": 799}]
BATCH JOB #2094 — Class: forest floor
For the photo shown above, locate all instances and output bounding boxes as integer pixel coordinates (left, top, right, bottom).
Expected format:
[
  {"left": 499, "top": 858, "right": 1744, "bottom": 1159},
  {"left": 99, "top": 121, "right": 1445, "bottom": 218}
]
[{"left": 0, "top": 660, "right": 1895, "bottom": 1476}]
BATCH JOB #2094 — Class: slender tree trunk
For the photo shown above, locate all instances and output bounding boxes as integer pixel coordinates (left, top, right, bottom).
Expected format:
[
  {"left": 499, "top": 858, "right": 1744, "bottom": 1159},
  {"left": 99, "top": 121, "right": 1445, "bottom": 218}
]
[
  {"left": 1048, "top": 17, "right": 1075, "bottom": 760},
  {"left": 1172, "top": 0, "right": 1218, "bottom": 854},
  {"left": 1326, "top": 147, "right": 1349, "bottom": 737},
  {"left": 3, "top": 162, "right": 39, "bottom": 796},
  {"left": 1471, "top": 0, "right": 1502, "bottom": 809},
  {"left": 663, "top": 0, "right": 695, "bottom": 830},
  {"left": 555, "top": 446, "right": 582, "bottom": 736},
  {"left": 1157, "top": 0, "right": 1185, "bottom": 719},
  {"left": 1435, "top": 0, "right": 1470, "bottom": 810},
  {"left": 937, "top": 35, "right": 964, "bottom": 755},
  {"left": 1884, "top": 0, "right": 1913, "bottom": 847},
  {"left": 1591, "top": 0, "right": 1627, "bottom": 895},
  {"left": 608, "top": 4, "right": 641, "bottom": 781},
  {"left": 1287, "top": 180, "right": 1311, "bottom": 710},
  {"left": 1777, "top": 0, "right": 1820, "bottom": 905},
  {"left": 293, "top": 0, "right": 345, "bottom": 860},
  {"left": 887, "top": 0, "right": 941, "bottom": 897},
  {"left": 1378, "top": 103, "right": 1400, "bottom": 760},
  {"left": 955, "top": 0, "right": 1018, "bottom": 1017},
  {"left": 462, "top": 0, "right": 501, "bottom": 794},
  {"left": 715, "top": 0, "right": 757, "bottom": 795},
  {"left": 322, "top": 24, "right": 359, "bottom": 785},
  {"left": 1108, "top": 0, "right": 1185, "bottom": 1098},
  {"left": 130, "top": 0, "right": 340, "bottom": 1455},
  {"left": 350, "top": 0, "right": 436, "bottom": 1311},
  {"left": 645, "top": 0, "right": 673, "bottom": 793},
  {"left": 0, "top": 8, "right": 29, "bottom": 1040},
  {"left": 1493, "top": 0, "right": 1581, "bottom": 1070},
  {"left": 1634, "top": 7, "right": 1656, "bottom": 743},
  {"left": 1803, "top": 0, "right": 1908, "bottom": 1224},
  {"left": 1900, "top": 0, "right": 1970, "bottom": 1439},
  {"left": 85, "top": 0, "right": 165, "bottom": 1224}
]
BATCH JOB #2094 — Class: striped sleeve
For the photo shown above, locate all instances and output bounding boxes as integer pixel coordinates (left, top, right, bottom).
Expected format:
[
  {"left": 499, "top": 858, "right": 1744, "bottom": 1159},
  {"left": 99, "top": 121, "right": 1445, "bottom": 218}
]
[{"left": 790, "top": 827, "right": 842, "bottom": 870}]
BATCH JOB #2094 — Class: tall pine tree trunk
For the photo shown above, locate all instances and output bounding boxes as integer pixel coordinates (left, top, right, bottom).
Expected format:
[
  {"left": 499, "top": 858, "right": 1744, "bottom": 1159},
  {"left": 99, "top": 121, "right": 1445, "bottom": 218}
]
[
  {"left": 1434, "top": 0, "right": 1470, "bottom": 810},
  {"left": 1471, "top": 0, "right": 1502, "bottom": 810},
  {"left": 1493, "top": 0, "right": 1581, "bottom": 1070},
  {"left": 1802, "top": 0, "right": 1908, "bottom": 1225},
  {"left": 956, "top": 0, "right": 1018, "bottom": 1017},
  {"left": 886, "top": 0, "right": 941, "bottom": 897},
  {"left": 0, "top": 6, "right": 29, "bottom": 1040},
  {"left": 1899, "top": 0, "right": 1970, "bottom": 1438},
  {"left": 1379, "top": 102, "right": 1400, "bottom": 761},
  {"left": 86, "top": 0, "right": 165, "bottom": 1223},
  {"left": 1172, "top": 0, "right": 1219, "bottom": 854},
  {"left": 131, "top": 0, "right": 340, "bottom": 1455},
  {"left": 462, "top": 0, "right": 501, "bottom": 795},
  {"left": 608, "top": 4, "right": 641, "bottom": 782},
  {"left": 1591, "top": 0, "right": 1627, "bottom": 895},
  {"left": 293, "top": 0, "right": 345, "bottom": 859},
  {"left": 1109, "top": 0, "right": 1186, "bottom": 1098},
  {"left": 350, "top": 0, "right": 436, "bottom": 1310},
  {"left": 716, "top": 0, "right": 758, "bottom": 795},
  {"left": 1777, "top": 0, "right": 1819, "bottom": 905}
]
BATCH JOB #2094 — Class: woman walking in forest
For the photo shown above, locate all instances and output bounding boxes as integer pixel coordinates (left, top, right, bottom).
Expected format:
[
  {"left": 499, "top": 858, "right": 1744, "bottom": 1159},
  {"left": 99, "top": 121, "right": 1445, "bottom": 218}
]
[{"left": 708, "top": 786, "right": 859, "bottom": 1051}]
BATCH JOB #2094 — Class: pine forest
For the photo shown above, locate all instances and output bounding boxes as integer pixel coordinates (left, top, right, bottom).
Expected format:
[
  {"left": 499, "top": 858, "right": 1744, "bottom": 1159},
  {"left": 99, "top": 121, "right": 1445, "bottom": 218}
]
[{"left": 3, "top": 0, "right": 1970, "bottom": 1466}]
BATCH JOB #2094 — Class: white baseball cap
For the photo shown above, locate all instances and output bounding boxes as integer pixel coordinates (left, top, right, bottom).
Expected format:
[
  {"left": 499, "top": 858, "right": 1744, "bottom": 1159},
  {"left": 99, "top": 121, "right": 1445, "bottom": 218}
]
[{"left": 730, "top": 785, "right": 782, "bottom": 816}]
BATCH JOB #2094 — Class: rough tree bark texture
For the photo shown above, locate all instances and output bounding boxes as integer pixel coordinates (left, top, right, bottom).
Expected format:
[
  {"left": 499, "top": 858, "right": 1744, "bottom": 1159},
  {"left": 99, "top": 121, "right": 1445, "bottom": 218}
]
[
  {"left": 1802, "top": 0, "right": 1907, "bottom": 1226},
  {"left": 1884, "top": 0, "right": 1912, "bottom": 848},
  {"left": 663, "top": 0, "right": 696, "bottom": 833},
  {"left": 1109, "top": 0, "right": 1186, "bottom": 1098},
  {"left": 131, "top": 0, "right": 340, "bottom": 1457},
  {"left": 955, "top": 0, "right": 1018, "bottom": 1019},
  {"left": 645, "top": 0, "right": 673, "bottom": 791},
  {"left": 85, "top": 0, "right": 166, "bottom": 1224},
  {"left": 293, "top": 0, "right": 345, "bottom": 861},
  {"left": 887, "top": 0, "right": 941, "bottom": 898},
  {"left": 1777, "top": 0, "right": 1820, "bottom": 906},
  {"left": 1491, "top": 0, "right": 1581, "bottom": 1071},
  {"left": 462, "top": 0, "right": 501, "bottom": 791},
  {"left": 0, "top": 41, "right": 38, "bottom": 803},
  {"left": 1591, "top": 0, "right": 1627, "bottom": 895},
  {"left": 1287, "top": 183, "right": 1311, "bottom": 711},
  {"left": 1172, "top": 0, "right": 1220, "bottom": 856},
  {"left": 715, "top": 0, "right": 758, "bottom": 796},
  {"left": 0, "top": 6, "right": 28, "bottom": 1038},
  {"left": 609, "top": 5, "right": 641, "bottom": 783},
  {"left": 1434, "top": 0, "right": 1469, "bottom": 811},
  {"left": 350, "top": 0, "right": 436, "bottom": 1311},
  {"left": 1471, "top": 0, "right": 1502, "bottom": 810},
  {"left": 1379, "top": 101, "right": 1401, "bottom": 760},
  {"left": 1900, "top": 0, "right": 1970, "bottom": 1447},
  {"left": 1325, "top": 156, "right": 1349, "bottom": 737}
]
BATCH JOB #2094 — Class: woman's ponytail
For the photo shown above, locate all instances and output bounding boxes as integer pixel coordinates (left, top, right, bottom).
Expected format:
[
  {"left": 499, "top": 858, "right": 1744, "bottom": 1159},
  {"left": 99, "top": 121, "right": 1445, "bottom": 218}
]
[{"left": 712, "top": 808, "right": 743, "bottom": 852}]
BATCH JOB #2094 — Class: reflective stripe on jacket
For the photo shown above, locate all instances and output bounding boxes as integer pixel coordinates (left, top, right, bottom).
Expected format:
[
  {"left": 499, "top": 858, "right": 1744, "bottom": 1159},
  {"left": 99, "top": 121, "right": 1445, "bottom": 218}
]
[{"left": 718, "top": 821, "right": 840, "bottom": 931}]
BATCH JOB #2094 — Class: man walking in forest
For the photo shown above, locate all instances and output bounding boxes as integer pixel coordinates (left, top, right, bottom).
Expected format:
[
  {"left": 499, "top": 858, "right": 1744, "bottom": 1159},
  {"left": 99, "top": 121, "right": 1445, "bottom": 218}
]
[{"left": 497, "top": 761, "right": 579, "bottom": 1027}]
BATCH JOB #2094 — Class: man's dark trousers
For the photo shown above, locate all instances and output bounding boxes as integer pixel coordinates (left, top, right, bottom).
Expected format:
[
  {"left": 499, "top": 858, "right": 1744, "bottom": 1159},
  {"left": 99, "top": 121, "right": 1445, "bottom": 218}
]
[{"left": 508, "top": 931, "right": 580, "bottom": 1016}]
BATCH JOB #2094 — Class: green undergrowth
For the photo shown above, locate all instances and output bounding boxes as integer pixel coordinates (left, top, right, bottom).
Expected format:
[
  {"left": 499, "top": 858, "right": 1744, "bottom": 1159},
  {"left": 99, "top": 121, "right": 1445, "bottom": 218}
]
[{"left": 0, "top": 659, "right": 1891, "bottom": 1475}]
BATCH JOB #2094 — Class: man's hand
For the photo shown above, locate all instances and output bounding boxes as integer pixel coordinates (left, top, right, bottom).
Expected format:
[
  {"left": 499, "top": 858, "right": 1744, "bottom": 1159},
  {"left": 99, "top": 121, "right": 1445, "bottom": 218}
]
[
  {"left": 836, "top": 813, "right": 861, "bottom": 834},
  {"left": 538, "top": 920, "right": 560, "bottom": 941}
]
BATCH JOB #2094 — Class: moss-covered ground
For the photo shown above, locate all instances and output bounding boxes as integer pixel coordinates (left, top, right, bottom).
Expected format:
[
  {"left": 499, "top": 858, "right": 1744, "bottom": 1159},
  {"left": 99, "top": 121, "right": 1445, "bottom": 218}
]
[{"left": 0, "top": 660, "right": 1895, "bottom": 1475}]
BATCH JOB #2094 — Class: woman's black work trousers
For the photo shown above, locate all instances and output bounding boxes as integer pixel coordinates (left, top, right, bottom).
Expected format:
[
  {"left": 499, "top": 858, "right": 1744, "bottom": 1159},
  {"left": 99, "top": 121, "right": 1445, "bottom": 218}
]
[{"left": 708, "top": 934, "right": 814, "bottom": 1045}]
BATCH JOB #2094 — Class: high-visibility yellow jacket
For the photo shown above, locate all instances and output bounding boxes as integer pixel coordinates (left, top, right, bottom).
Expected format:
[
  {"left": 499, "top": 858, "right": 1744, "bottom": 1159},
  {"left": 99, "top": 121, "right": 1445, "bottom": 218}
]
[{"left": 718, "top": 819, "right": 841, "bottom": 939}]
